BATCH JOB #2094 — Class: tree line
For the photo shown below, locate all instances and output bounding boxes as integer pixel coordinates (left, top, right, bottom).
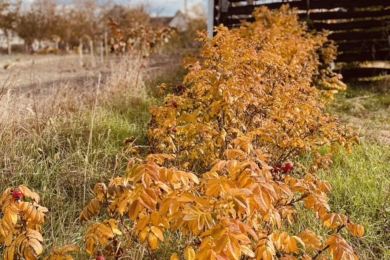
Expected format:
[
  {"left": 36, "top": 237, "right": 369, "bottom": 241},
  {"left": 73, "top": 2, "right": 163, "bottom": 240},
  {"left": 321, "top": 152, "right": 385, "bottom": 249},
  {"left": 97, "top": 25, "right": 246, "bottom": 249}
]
[{"left": 0, "top": 0, "right": 203, "bottom": 54}]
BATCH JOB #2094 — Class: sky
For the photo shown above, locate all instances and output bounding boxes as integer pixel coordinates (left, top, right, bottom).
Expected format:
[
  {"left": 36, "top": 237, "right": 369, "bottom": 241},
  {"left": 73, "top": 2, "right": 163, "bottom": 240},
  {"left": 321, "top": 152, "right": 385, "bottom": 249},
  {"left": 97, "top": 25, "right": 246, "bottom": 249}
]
[
  {"left": 126, "top": 0, "right": 208, "bottom": 17},
  {"left": 22, "top": 0, "right": 208, "bottom": 17}
]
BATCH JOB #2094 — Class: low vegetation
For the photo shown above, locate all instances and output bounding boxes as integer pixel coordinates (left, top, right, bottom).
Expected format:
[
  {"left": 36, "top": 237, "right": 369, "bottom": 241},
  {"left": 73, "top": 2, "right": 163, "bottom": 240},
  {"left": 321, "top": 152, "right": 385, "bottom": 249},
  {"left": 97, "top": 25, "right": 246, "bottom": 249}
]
[{"left": 0, "top": 5, "right": 389, "bottom": 260}]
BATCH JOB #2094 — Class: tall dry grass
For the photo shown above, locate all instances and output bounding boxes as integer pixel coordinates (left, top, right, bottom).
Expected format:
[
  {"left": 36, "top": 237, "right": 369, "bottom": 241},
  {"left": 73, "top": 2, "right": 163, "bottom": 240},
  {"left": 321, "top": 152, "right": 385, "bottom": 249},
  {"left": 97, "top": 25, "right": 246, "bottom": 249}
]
[{"left": 0, "top": 53, "right": 183, "bottom": 258}]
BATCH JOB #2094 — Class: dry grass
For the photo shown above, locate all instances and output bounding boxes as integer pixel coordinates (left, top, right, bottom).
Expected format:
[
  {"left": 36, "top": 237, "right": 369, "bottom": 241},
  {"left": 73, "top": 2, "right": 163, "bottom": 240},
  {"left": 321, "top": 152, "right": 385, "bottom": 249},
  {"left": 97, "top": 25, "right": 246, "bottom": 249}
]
[
  {"left": 0, "top": 53, "right": 184, "bottom": 258},
  {"left": 329, "top": 79, "right": 390, "bottom": 144}
]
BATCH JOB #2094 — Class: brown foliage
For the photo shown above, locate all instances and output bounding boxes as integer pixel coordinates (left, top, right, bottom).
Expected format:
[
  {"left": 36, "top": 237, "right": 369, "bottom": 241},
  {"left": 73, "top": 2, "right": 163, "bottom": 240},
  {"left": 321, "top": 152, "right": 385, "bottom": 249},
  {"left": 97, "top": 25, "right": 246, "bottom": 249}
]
[
  {"left": 78, "top": 6, "right": 363, "bottom": 260},
  {"left": 0, "top": 5, "right": 364, "bottom": 260}
]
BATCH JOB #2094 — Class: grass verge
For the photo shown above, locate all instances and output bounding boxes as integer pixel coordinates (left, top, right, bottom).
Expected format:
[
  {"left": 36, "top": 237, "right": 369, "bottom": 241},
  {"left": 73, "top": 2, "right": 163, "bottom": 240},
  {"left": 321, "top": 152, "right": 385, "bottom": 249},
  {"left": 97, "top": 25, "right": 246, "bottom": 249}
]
[{"left": 0, "top": 54, "right": 184, "bottom": 258}]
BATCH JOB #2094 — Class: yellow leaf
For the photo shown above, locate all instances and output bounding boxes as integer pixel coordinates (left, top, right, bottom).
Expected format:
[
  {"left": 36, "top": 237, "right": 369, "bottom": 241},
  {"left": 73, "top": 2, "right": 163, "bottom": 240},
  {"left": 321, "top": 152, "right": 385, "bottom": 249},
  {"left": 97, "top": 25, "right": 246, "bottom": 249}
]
[
  {"left": 85, "top": 236, "right": 95, "bottom": 255},
  {"left": 151, "top": 226, "right": 164, "bottom": 242},
  {"left": 136, "top": 215, "right": 150, "bottom": 231},
  {"left": 108, "top": 219, "right": 122, "bottom": 236},
  {"left": 357, "top": 224, "right": 364, "bottom": 237},
  {"left": 139, "top": 226, "right": 150, "bottom": 242},
  {"left": 261, "top": 250, "right": 272, "bottom": 260},
  {"left": 150, "top": 211, "right": 160, "bottom": 227},
  {"left": 128, "top": 201, "right": 141, "bottom": 221},
  {"left": 26, "top": 229, "right": 44, "bottom": 242},
  {"left": 233, "top": 195, "right": 247, "bottom": 210},
  {"left": 187, "top": 172, "right": 199, "bottom": 185},
  {"left": 4, "top": 231, "right": 13, "bottom": 246},
  {"left": 297, "top": 230, "right": 322, "bottom": 250},
  {"left": 240, "top": 245, "right": 255, "bottom": 258},
  {"left": 215, "top": 234, "right": 229, "bottom": 254},
  {"left": 224, "top": 149, "right": 247, "bottom": 160},
  {"left": 93, "top": 183, "right": 107, "bottom": 200},
  {"left": 347, "top": 223, "right": 364, "bottom": 238},
  {"left": 140, "top": 191, "right": 155, "bottom": 211},
  {"left": 5, "top": 210, "right": 18, "bottom": 225},
  {"left": 148, "top": 232, "right": 159, "bottom": 250},
  {"left": 0, "top": 187, "right": 12, "bottom": 206},
  {"left": 184, "top": 245, "right": 196, "bottom": 260},
  {"left": 170, "top": 253, "right": 179, "bottom": 260},
  {"left": 4, "top": 243, "right": 15, "bottom": 260},
  {"left": 17, "top": 185, "right": 40, "bottom": 203},
  {"left": 28, "top": 238, "right": 43, "bottom": 256},
  {"left": 287, "top": 236, "right": 298, "bottom": 254},
  {"left": 95, "top": 223, "right": 114, "bottom": 242},
  {"left": 227, "top": 238, "right": 241, "bottom": 260},
  {"left": 55, "top": 244, "right": 79, "bottom": 254},
  {"left": 23, "top": 245, "right": 38, "bottom": 260},
  {"left": 231, "top": 233, "right": 251, "bottom": 245}
]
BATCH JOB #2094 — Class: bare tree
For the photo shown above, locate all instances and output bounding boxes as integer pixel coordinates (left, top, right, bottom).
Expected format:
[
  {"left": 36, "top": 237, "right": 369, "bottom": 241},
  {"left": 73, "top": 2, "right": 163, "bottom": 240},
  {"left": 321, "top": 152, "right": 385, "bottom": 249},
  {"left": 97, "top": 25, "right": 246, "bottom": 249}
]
[
  {"left": 15, "top": 0, "right": 57, "bottom": 51},
  {"left": 104, "top": 4, "right": 150, "bottom": 28},
  {"left": 0, "top": 0, "right": 21, "bottom": 54}
]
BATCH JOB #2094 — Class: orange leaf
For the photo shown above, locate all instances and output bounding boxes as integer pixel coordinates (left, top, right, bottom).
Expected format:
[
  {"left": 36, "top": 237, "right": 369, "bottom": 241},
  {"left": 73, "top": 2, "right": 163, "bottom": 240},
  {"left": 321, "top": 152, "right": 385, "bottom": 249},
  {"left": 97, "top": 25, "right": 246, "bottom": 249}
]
[
  {"left": 148, "top": 232, "right": 159, "bottom": 250},
  {"left": 151, "top": 226, "right": 164, "bottom": 241},
  {"left": 170, "top": 253, "right": 179, "bottom": 260},
  {"left": 184, "top": 245, "right": 196, "bottom": 260}
]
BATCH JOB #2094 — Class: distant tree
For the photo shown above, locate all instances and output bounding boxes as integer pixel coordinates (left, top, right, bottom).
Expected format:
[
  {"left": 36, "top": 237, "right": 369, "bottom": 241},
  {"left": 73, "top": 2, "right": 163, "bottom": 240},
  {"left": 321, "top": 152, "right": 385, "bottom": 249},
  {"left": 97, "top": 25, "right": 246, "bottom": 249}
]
[
  {"left": 50, "top": 5, "right": 73, "bottom": 50},
  {"left": 71, "top": 0, "right": 114, "bottom": 41},
  {"left": 0, "top": 0, "right": 21, "bottom": 54},
  {"left": 15, "top": 0, "right": 56, "bottom": 51},
  {"left": 104, "top": 4, "right": 150, "bottom": 29}
]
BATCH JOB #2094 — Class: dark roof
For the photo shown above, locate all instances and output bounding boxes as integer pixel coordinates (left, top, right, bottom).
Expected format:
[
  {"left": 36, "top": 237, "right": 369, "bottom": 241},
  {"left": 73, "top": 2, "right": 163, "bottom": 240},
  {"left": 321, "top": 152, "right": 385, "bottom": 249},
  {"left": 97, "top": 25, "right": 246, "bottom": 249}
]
[{"left": 150, "top": 16, "right": 173, "bottom": 27}]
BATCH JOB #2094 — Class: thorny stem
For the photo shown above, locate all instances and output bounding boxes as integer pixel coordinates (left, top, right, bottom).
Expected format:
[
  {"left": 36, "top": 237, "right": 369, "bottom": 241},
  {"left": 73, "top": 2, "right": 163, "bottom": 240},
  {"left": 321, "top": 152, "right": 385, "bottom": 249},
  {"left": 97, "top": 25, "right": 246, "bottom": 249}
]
[
  {"left": 312, "top": 224, "right": 345, "bottom": 259},
  {"left": 279, "top": 193, "right": 309, "bottom": 208},
  {"left": 146, "top": 244, "right": 156, "bottom": 260},
  {"left": 276, "top": 147, "right": 298, "bottom": 165}
]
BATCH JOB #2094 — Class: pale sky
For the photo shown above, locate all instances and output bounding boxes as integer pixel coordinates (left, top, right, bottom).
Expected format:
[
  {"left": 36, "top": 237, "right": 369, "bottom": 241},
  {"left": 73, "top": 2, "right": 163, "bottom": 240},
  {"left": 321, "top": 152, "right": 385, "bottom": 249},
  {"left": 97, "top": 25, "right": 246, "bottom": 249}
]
[
  {"left": 23, "top": 0, "right": 208, "bottom": 17},
  {"left": 127, "top": 0, "right": 208, "bottom": 17}
]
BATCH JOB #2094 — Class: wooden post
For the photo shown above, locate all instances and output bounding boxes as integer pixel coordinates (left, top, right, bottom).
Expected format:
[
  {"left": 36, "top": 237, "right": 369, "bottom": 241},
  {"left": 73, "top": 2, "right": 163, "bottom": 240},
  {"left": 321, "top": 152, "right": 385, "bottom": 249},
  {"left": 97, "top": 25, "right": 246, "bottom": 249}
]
[
  {"left": 7, "top": 35, "right": 11, "bottom": 55},
  {"left": 104, "top": 31, "right": 108, "bottom": 57},
  {"left": 100, "top": 40, "right": 104, "bottom": 64},
  {"left": 90, "top": 40, "right": 96, "bottom": 67}
]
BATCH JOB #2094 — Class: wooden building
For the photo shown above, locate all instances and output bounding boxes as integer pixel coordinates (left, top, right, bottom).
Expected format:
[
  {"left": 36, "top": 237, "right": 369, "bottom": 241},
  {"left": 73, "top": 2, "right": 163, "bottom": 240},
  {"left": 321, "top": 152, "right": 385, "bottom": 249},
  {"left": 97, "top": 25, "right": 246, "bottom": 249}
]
[{"left": 207, "top": 0, "right": 390, "bottom": 79}]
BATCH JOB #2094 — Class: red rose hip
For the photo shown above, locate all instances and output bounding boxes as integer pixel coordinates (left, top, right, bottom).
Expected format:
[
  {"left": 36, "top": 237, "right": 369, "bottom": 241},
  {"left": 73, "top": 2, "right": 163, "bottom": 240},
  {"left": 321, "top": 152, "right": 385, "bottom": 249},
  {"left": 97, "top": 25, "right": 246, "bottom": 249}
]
[
  {"left": 12, "top": 189, "right": 24, "bottom": 200},
  {"left": 282, "top": 162, "right": 293, "bottom": 173}
]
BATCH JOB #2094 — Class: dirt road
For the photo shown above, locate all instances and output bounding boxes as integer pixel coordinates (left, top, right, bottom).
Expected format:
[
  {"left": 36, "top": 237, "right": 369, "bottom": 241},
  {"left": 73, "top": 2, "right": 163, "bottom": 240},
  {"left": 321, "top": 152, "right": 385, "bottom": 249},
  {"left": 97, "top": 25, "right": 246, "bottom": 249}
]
[
  {"left": 0, "top": 53, "right": 179, "bottom": 120},
  {"left": 0, "top": 54, "right": 113, "bottom": 92},
  {"left": 0, "top": 54, "right": 115, "bottom": 122}
]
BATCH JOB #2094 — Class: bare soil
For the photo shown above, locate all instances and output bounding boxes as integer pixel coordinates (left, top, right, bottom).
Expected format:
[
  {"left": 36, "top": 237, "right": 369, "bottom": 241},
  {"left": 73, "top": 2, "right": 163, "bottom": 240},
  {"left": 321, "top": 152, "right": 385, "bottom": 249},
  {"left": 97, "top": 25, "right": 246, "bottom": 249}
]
[
  {"left": 0, "top": 54, "right": 112, "bottom": 118},
  {"left": 331, "top": 90, "right": 390, "bottom": 145},
  {"left": 0, "top": 53, "right": 176, "bottom": 123}
]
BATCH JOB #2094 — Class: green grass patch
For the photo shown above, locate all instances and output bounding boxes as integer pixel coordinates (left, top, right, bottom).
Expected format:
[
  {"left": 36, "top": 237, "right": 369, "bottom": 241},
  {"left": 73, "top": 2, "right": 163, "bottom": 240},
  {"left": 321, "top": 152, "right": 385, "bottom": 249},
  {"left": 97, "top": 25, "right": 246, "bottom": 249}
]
[{"left": 320, "top": 143, "right": 390, "bottom": 259}]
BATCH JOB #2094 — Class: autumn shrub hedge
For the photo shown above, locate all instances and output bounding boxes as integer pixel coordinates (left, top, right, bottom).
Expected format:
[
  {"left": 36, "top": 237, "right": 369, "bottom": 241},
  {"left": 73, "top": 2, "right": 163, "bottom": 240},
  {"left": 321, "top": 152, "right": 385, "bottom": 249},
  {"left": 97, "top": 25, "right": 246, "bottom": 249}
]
[
  {"left": 0, "top": 5, "right": 363, "bottom": 260},
  {"left": 148, "top": 6, "right": 355, "bottom": 169}
]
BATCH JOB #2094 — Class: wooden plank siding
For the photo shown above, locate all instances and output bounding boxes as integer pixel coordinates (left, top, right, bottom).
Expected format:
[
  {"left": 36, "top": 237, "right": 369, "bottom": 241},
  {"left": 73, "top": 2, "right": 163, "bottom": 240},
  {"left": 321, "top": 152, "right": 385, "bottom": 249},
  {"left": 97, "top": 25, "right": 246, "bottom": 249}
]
[{"left": 212, "top": 0, "right": 390, "bottom": 79}]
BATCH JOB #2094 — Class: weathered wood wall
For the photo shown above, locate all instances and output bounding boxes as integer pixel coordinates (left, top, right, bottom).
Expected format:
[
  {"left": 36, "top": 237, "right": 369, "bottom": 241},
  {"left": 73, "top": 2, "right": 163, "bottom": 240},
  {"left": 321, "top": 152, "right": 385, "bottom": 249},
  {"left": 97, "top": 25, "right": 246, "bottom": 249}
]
[{"left": 213, "top": 0, "right": 390, "bottom": 79}]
